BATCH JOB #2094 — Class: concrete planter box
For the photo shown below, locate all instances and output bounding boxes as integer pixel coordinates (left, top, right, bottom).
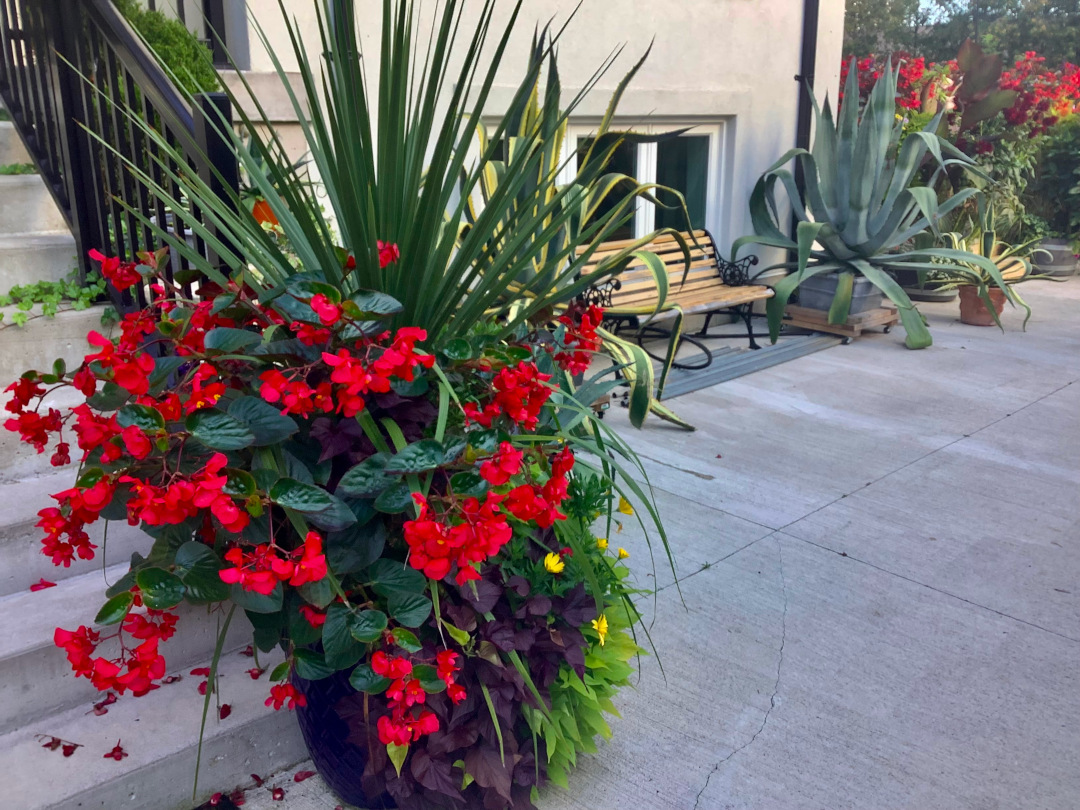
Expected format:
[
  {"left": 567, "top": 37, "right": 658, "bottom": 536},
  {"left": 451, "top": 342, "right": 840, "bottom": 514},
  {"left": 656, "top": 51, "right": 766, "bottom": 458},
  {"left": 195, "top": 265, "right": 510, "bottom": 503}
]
[{"left": 798, "top": 273, "right": 884, "bottom": 314}]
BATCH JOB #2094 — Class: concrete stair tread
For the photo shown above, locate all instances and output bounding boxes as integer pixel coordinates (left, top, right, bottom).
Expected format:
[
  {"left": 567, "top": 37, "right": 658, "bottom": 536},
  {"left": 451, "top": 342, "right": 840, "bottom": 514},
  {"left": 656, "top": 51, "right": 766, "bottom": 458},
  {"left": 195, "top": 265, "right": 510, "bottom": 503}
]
[
  {"left": 1, "top": 642, "right": 305, "bottom": 810},
  {"left": 0, "top": 562, "right": 129, "bottom": 661},
  {"left": 0, "top": 470, "right": 149, "bottom": 598},
  {"left": 0, "top": 558, "right": 256, "bottom": 735},
  {"left": 0, "top": 231, "right": 74, "bottom": 246}
]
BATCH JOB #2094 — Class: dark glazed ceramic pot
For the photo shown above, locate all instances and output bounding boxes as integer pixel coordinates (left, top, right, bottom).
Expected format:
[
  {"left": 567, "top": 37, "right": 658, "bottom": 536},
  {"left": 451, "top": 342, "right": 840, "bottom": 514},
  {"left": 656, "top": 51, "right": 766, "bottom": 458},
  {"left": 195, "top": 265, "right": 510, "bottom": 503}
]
[{"left": 293, "top": 670, "right": 394, "bottom": 809}]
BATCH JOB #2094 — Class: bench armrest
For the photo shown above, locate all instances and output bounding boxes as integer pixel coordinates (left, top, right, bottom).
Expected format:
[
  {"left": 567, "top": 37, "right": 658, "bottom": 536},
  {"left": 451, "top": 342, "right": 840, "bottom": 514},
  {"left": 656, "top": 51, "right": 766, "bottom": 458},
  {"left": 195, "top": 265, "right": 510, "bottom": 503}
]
[{"left": 717, "top": 255, "right": 759, "bottom": 286}]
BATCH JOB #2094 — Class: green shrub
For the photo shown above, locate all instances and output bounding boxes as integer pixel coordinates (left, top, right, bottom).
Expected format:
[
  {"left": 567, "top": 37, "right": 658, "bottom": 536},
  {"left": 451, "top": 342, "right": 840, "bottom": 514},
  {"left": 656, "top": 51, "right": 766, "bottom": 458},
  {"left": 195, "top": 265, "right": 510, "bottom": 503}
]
[
  {"left": 113, "top": 0, "right": 219, "bottom": 95},
  {"left": 1025, "top": 117, "right": 1080, "bottom": 244}
]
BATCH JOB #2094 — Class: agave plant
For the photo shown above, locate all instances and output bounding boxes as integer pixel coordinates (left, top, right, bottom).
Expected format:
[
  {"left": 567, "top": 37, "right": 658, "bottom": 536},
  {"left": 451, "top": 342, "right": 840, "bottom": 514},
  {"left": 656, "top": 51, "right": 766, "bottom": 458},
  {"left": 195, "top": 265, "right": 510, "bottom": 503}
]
[{"left": 732, "top": 57, "right": 1014, "bottom": 349}]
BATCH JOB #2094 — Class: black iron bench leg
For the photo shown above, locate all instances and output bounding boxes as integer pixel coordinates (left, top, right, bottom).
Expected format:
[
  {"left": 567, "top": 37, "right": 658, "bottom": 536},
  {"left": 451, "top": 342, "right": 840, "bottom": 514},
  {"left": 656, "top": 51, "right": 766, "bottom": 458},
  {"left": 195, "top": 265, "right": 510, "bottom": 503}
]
[{"left": 739, "top": 304, "right": 761, "bottom": 350}]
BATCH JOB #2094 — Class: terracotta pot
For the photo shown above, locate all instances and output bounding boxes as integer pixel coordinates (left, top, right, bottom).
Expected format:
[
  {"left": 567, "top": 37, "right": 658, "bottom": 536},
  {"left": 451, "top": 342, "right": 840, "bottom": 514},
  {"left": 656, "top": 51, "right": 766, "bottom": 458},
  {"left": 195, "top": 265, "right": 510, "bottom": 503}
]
[{"left": 958, "top": 286, "right": 1006, "bottom": 327}]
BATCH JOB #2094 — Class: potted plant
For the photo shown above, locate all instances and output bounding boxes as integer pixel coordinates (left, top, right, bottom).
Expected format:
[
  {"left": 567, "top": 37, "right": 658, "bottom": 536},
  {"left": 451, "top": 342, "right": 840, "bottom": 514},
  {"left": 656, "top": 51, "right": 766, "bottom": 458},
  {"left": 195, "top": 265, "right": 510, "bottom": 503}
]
[
  {"left": 5, "top": 2, "right": 679, "bottom": 808},
  {"left": 732, "top": 58, "right": 1016, "bottom": 348},
  {"left": 928, "top": 196, "right": 1050, "bottom": 327}
]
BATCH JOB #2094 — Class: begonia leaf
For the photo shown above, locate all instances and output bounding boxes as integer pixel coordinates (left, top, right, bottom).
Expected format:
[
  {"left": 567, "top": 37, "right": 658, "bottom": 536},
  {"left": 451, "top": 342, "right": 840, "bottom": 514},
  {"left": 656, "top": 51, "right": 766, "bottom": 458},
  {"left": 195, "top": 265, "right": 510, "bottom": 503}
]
[
  {"left": 293, "top": 648, "right": 335, "bottom": 680},
  {"left": 322, "top": 602, "right": 365, "bottom": 670},
  {"left": 326, "top": 521, "right": 387, "bottom": 574},
  {"left": 269, "top": 478, "right": 334, "bottom": 512},
  {"left": 222, "top": 468, "right": 257, "bottom": 498},
  {"left": 385, "top": 439, "right": 449, "bottom": 473},
  {"left": 349, "top": 663, "right": 391, "bottom": 694},
  {"left": 231, "top": 582, "right": 283, "bottom": 614},
  {"left": 135, "top": 567, "right": 186, "bottom": 610},
  {"left": 345, "top": 290, "right": 403, "bottom": 319},
  {"left": 367, "top": 559, "right": 427, "bottom": 596},
  {"left": 337, "top": 453, "right": 392, "bottom": 497},
  {"left": 390, "top": 628, "right": 422, "bottom": 653},
  {"left": 185, "top": 410, "right": 255, "bottom": 451},
  {"left": 387, "top": 592, "right": 432, "bottom": 628},
  {"left": 86, "top": 381, "right": 128, "bottom": 411},
  {"left": 95, "top": 592, "right": 134, "bottom": 625},
  {"left": 203, "top": 327, "right": 262, "bottom": 353},
  {"left": 174, "top": 541, "right": 229, "bottom": 603},
  {"left": 117, "top": 403, "right": 165, "bottom": 432},
  {"left": 348, "top": 609, "right": 388, "bottom": 643},
  {"left": 373, "top": 481, "right": 413, "bottom": 513},
  {"left": 229, "top": 396, "right": 298, "bottom": 446}
]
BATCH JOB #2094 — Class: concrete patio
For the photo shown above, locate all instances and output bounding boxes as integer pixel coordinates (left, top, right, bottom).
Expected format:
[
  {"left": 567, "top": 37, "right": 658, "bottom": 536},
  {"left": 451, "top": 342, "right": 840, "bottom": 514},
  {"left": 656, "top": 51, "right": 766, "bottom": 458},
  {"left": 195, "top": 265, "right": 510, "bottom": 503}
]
[{"left": 245, "top": 277, "right": 1080, "bottom": 810}]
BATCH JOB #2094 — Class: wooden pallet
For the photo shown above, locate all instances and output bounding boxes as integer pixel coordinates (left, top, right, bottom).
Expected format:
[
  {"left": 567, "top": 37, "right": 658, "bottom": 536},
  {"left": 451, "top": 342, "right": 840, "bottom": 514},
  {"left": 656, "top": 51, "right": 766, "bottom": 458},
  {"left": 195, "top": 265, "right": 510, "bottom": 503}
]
[{"left": 783, "top": 304, "right": 900, "bottom": 343}]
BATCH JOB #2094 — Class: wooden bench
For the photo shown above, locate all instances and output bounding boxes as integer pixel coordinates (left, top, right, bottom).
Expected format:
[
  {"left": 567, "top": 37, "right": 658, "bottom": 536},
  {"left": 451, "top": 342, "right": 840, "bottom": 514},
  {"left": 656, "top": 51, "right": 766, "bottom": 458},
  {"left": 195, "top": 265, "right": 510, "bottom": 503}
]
[{"left": 577, "top": 229, "right": 774, "bottom": 373}]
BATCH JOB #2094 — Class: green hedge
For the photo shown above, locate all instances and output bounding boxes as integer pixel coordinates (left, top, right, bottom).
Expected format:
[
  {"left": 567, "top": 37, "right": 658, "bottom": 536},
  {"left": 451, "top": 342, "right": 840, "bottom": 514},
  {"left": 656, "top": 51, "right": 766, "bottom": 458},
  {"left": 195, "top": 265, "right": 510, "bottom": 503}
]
[{"left": 113, "top": 0, "right": 219, "bottom": 95}]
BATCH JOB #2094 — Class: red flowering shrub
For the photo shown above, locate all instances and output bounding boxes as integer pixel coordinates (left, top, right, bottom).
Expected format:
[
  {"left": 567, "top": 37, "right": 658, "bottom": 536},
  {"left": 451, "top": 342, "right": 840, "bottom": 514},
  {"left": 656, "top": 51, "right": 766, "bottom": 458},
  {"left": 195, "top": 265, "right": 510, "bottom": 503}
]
[{"left": 8, "top": 245, "right": 646, "bottom": 809}]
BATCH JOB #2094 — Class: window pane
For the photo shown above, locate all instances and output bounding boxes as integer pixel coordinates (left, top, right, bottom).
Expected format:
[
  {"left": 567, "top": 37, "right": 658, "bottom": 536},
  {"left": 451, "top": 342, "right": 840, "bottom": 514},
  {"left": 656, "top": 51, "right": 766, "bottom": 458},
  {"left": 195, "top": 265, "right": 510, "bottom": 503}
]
[
  {"left": 655, "top": 135, "right": 709, "bottom": 232},
  {"left": 578, "top": 135, "right": 636, "bottom": 242}
]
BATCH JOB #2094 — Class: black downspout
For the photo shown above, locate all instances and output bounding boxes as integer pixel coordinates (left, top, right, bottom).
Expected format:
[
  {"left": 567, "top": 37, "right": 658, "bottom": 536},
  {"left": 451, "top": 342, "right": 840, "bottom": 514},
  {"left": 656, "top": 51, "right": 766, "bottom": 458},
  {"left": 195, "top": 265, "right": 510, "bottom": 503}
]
[{"left": 793, "top": 0, "right": 820, "bottom": 225}]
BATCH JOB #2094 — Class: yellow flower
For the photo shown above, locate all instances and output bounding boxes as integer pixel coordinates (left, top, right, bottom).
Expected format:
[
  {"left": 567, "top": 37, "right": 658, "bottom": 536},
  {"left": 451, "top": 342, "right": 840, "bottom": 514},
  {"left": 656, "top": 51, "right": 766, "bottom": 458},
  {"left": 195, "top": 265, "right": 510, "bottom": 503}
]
[
  {"left": 617, "top": 547, "right": 630, "bottom": 560},
  {"left": 596, "top": 537, "right": 609, "bottom": 550},
  {"left": 617, "top": 497, "right": 634, "bottom": 516},
  {"left": 543, "top": 552, "right": 565, "bottom": 574},
  {"left": 591, "top": 614, "right": 609, "bottom": 646}
]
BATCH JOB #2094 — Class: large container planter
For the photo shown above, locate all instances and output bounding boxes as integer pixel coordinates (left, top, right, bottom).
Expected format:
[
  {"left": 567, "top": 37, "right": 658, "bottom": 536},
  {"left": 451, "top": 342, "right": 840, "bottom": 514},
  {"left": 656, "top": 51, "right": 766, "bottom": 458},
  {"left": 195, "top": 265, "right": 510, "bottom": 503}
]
[
  {"left": 958, "top": 285, "right": 1007, "bottom": 326},
  {"left": 1033, "top": 238, "right": 1077, "bottom": 277},
  {"left": 797, "top": 273, "right": 885, "bottom": 314}
]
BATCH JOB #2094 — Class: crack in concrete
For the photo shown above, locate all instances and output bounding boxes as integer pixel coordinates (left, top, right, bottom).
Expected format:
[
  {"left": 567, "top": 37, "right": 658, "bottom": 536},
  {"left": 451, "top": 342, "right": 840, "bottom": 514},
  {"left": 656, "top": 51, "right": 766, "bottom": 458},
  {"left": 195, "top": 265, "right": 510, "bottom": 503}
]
[
  {"left": 692, "top": 537, "right": 788, "bottom": 810},
  {"left": 636, "top": 451, "right": 717, "bottom": 480}
]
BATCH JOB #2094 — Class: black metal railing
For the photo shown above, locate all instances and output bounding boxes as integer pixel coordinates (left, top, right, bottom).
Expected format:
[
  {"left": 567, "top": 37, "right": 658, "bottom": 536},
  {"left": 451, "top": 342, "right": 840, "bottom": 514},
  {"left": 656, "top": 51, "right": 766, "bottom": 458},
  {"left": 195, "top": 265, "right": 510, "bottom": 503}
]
[{"left": 0, "top": 0, "right": 237, "bottom": 310}]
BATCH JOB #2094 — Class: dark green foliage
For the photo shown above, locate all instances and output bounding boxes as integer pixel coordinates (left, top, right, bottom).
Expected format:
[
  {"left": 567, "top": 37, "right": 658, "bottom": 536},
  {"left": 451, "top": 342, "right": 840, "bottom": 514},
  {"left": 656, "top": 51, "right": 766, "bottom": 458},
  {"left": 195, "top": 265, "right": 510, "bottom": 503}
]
[{"left": 113, "top": 0, "right": 219, "bottom": 94}]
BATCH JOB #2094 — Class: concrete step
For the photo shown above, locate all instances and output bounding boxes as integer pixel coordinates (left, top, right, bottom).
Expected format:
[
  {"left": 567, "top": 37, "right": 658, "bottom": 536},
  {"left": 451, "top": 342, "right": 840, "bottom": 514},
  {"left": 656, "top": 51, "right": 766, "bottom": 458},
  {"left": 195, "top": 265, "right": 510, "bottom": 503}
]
[
  {"left": 1, "top": 639, "right": 307, "bottom": 810},
  {"left": 0, "top": 121, "right": 33, "bottom": 165},
  {"left": 0, "top": 174, "right": 68, "bottom": 235},
  {"left": 0, "top": 563, "right": 253, "bottom": 734},
  {"left": 0, "top": 306, "right": 112, "bottom": 483},
  {"left": 0, "top": 231, "right": 78, "bottom": 288},
  {"left": 0, "top": 470, "right": 149, "bottom": 596}
]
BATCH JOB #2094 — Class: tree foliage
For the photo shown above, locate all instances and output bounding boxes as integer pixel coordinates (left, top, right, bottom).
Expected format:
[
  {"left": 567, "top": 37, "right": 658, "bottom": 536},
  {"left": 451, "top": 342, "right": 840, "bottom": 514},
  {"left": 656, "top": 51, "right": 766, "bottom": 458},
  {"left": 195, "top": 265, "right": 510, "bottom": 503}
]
[{"left": 844, "top": 0, "right": 1080, "bottom": 67}]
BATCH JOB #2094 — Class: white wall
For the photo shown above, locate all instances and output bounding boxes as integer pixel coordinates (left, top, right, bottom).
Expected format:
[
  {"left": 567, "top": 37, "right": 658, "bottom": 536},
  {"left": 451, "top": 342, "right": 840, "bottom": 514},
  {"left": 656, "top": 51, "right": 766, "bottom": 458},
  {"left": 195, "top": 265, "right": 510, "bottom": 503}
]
[{"left": 234, "top": 0, "right": 844, "bottom": 270}]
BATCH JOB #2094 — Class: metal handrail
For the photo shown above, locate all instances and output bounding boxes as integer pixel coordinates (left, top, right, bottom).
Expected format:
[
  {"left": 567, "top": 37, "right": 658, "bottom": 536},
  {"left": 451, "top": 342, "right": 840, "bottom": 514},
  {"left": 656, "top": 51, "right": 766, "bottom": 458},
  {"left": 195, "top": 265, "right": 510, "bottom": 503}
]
[{"left": 0, "top": 0, "right": 237, "bottom": 309}]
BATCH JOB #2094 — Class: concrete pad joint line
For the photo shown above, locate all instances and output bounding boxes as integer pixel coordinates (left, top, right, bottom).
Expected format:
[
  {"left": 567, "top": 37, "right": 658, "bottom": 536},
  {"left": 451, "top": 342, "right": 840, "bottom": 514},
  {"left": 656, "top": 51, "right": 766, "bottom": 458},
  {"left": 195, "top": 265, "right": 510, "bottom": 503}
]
[
  {"left": 692, "top": 536, "right": 788, "bottom": 810},
  {"left": 783, "top": 531, "right": 1080, "bottom": 645},
  {"left": 774, "top": 377, "right": 1080, "bottom": 538}
]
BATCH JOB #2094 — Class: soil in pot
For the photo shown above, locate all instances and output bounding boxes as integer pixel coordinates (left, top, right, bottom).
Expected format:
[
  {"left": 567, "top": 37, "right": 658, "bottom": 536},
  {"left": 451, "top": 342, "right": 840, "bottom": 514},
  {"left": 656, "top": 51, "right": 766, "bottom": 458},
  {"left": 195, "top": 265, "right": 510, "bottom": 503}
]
[{"left": 958, "top": 286, "right": 1006, "bottom": 326}]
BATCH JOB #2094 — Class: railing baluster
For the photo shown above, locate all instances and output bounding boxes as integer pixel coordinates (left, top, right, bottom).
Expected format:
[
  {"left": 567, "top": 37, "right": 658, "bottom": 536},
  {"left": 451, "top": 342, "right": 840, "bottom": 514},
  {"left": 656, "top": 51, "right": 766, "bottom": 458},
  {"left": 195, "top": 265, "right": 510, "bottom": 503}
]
[{"left": 0, "top": 0, "right": 239, "bottom": 313}]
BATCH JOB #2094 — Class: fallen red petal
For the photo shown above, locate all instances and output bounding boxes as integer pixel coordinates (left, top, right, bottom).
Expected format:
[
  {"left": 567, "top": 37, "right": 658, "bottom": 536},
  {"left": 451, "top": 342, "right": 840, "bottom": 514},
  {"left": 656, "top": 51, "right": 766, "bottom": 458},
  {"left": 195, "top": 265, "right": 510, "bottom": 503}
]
[
  {"left": 271, "top": 787, "right": 284, "bottom": 801},
  {"left": 219, "top": 704, "right": 232, "bottom": 720},
  {"left": 30, "top": 578, "right": 57, "bottom": 592},
  {"left": 247, "top": 667, "right": 265, "bottom": 680},
  {"left": 240, "top": 645, "right": 255, "bottom": 657},
  {"left": 250, "top": 773, "right": 265, "bottom": 787},
  {"left": 209, "top": 793, "right": 223, "bottom": 807},
  {"left": 62, "top": 743, "right": 78, "bottom": 757},
  {"left": 190, "top": 667, "right": 211, "bottom": 677},
  {"left": 162, "top": 674, "right": 182, "bottom": 684},
  {"left": 103, "top": 740, "right": 127, "bottom": 761},
  {"left": 293, "top": 770, "right": 316, "bottom": 783}
]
